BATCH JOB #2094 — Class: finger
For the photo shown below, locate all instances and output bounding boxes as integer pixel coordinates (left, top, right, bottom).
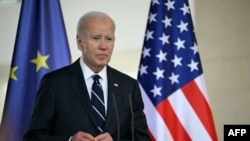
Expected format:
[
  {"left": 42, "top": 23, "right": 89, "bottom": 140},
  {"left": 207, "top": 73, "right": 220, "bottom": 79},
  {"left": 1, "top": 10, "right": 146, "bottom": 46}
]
[
  {"left": 94, "top": 132, "right": 113, "bottom": 141},
  {"left": 80, "top": 132, "right": 95, "bottom": 140},
  {"left": 71, "top": 131, "right": 94, "bottom": 141}
]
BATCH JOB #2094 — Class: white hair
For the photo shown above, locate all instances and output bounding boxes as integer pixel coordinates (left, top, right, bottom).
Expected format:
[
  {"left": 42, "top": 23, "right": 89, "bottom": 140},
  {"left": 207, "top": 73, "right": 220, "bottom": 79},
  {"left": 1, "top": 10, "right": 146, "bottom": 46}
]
[{"left": 76, "top": 11, "right": 116, "bottom": 37}]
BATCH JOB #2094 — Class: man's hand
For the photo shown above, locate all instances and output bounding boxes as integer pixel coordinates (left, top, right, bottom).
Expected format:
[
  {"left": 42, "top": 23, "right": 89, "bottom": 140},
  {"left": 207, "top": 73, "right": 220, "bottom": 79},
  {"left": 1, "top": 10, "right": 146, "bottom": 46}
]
[
  {"left": 70, "top": 131, "right": 113, "bottom": 141},
  {"left": 70, "top": 131, "right": 94, "bottom": 141},
  {"left": 94, "top": 132, "right": 113, "bottom": 141}
]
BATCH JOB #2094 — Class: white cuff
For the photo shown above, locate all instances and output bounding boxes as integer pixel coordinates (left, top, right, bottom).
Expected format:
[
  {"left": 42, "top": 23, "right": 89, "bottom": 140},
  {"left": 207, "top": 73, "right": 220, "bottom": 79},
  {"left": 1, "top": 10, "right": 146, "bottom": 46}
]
[{"left": 69, "top": 136, "right": 73, "bottom": 141}]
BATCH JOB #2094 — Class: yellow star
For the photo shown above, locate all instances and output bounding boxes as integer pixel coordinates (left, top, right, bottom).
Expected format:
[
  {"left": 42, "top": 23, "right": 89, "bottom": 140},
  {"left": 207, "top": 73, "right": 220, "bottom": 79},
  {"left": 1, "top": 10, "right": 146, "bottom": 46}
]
[
  {"left": 30, "top": 51, "right": 50, "bottom": 72},
  {"left": 9, "top": 66, "right": 18, "bottom": 80}
]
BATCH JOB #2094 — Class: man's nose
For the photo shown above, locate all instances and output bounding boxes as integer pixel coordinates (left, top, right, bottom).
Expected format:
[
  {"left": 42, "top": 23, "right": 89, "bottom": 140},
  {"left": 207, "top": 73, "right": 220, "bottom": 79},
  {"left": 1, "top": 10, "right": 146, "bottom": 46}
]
[{"left": 99, "top": 38, "right": 107, "bottom": 49}]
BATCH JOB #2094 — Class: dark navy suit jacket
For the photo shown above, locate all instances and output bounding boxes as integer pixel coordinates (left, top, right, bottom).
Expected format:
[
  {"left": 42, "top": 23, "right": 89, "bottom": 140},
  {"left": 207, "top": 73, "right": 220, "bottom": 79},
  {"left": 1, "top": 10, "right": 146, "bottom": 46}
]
[{"left": 23, "top": 59, "right": 150, "bottom": 141}]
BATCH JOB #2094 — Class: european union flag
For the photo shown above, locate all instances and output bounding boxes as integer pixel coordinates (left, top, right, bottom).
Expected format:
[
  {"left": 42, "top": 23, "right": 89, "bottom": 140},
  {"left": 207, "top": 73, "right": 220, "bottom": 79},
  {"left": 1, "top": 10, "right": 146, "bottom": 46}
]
[{"left": 0, "top": 0, "right": 71, "bottom": 140}]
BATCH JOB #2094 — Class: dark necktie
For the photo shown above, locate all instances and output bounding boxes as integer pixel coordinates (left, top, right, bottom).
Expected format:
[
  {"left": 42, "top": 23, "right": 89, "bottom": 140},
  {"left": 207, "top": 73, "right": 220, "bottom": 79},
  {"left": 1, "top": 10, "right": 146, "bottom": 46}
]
[{"left": 91, "top": 75, "right": 105, "bottom": 132}]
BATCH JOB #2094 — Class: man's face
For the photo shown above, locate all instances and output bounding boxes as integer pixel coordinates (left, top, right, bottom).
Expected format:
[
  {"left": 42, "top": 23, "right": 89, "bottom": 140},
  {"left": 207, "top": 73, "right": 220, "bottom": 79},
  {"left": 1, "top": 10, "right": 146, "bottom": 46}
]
[{"left": 77, "top": 18, "right": 115, "bottom": 72}]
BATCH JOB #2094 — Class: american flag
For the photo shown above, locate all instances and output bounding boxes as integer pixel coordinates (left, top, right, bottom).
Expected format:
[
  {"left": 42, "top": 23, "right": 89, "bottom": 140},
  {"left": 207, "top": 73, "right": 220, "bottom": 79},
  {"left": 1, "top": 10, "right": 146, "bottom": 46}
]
[{"left": 137, "top": 0, "right": 218, "bottom": 140}]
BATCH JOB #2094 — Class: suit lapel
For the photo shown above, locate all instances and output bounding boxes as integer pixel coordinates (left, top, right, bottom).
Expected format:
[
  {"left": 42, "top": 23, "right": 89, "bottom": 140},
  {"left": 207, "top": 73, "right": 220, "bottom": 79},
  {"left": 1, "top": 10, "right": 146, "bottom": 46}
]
[
  {"left": 69, "top": 62, "right": 121, "bottom": 132},
  {"left": 104, "top": 66, "right": 120, "bottom": 132},
  {"left": 69, "top": 59, "right": 98, "bottom": 130}
]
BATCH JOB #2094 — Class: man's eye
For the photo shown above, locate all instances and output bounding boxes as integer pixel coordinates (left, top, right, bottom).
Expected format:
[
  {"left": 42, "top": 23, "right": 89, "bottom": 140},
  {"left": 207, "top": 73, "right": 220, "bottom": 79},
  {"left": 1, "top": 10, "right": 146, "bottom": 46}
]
[
  {"left": 93, "top": 37, "right": 100, "bottom": 40},
  {"left": 107, "top": 38, "right": 113, "bottom": 41}
]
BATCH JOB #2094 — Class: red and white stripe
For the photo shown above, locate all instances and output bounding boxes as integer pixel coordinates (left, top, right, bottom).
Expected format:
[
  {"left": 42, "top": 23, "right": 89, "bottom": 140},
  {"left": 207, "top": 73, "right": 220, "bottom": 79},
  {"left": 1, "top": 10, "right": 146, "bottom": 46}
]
[{"left": 140, "top": 74, "right": 217, "bottom": 141}]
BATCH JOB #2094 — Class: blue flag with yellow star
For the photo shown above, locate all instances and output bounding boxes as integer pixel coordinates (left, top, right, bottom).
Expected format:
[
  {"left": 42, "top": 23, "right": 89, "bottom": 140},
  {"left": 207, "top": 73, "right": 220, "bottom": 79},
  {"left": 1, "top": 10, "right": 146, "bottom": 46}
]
[{"left": 0, "top": 0, "right": 71, "bottom": 140}]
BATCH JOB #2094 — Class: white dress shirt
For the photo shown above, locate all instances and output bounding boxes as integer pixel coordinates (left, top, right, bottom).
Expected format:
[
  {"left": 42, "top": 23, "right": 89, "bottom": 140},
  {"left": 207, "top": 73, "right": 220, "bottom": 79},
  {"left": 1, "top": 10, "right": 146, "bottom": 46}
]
[
  {"left": 69, "top": 58, "right": 108, "bottom": 141},
  {"left": 79, "top": 57, "right": 108, "bottom": 114}
]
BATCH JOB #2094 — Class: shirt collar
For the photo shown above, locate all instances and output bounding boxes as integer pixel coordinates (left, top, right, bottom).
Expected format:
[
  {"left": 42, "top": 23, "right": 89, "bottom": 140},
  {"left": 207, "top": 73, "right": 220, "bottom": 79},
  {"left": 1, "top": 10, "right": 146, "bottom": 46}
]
[{"left": 79, "top": 57, "right": 107, "bottom": 81}]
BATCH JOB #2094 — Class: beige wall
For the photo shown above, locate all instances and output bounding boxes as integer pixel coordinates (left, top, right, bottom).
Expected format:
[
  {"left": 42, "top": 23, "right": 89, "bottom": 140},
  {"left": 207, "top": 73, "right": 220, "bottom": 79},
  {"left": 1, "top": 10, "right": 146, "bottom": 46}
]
[
  {"left": 196, "top": 0, "right": 250, "bottom": 140},
  {"left": 0, "top": 0, "right": 250, "bottom": 141}
]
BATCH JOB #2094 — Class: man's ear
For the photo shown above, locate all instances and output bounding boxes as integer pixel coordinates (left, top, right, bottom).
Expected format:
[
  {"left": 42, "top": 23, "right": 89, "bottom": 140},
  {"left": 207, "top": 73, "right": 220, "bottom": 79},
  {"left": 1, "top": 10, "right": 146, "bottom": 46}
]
[{"left": 76, "top": 35, "right": 83, "bottom": 51}]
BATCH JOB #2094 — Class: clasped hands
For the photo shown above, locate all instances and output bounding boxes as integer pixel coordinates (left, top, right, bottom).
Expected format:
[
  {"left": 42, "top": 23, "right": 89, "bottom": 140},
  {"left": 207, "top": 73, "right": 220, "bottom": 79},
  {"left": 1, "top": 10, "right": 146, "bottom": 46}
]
[{"left": 70, "top": 131, "right": 113, "bottom": 141}]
